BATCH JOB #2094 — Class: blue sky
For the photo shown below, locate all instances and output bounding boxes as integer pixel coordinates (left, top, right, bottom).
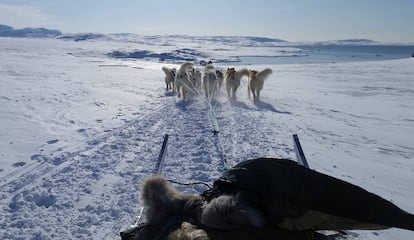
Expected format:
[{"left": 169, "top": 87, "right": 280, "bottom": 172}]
[{"left": 0, "top": 0, "right": 413, "bottom": 43}]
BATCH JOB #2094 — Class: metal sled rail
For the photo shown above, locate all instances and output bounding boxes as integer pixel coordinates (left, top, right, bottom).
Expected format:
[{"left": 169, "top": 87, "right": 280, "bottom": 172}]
[
  {"left": 137, "top": 134, "right": 170, "bottom": 225},
  {"left": 293, "top": 134, "right": 355, "bottom": 240}
]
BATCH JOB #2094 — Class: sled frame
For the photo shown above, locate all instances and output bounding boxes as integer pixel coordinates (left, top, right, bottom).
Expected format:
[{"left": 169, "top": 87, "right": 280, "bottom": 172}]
[
  {"left": 292, "top": 134, "right": 353, "bottom": 240},
  {"left": 137, "top": 134, "right": 170, "bottom": 225}
]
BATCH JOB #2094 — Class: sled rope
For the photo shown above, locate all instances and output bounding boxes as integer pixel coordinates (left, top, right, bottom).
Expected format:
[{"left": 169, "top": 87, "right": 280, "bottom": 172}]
[
  {"left": 202, "top": 80, "right": 230, "bottom": 171},
  {"left": 179, "top": 69, "right": 230, "bottom": 171},
  {"left": 205, "top": 99, "right": 230, "bottom": 171},
  {"left": 167, "top": 179, "right": 212, "bottom": 190}
]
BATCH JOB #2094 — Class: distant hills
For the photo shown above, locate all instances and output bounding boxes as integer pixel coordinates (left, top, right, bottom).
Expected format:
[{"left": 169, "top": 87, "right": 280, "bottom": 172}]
[
  {"left": 0, "top": 24, "right": 62, "bottom": 38},
  {"left": 0, "top": 24, "right": 382, "bottom": 46},
  {"left": 315, "top": 39, "right": 377, "bottom": 45}
]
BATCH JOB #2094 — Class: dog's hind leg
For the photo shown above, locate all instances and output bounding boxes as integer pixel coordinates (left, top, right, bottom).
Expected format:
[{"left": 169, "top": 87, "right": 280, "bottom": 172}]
[
  {"left": 167, "top": 81, "right": 171, "bottom": 91},
  {"left": 232, "top": 87, "right": 237, "bottom": 99},
  {"left": 248, "top": 83, "right": 251, "bottom": 99},
  {"left": 252, "top": 88, "right": 257, "bottom": 103},
  {"left": 226, "top": 85, "right": 231, "bottom": 98}
]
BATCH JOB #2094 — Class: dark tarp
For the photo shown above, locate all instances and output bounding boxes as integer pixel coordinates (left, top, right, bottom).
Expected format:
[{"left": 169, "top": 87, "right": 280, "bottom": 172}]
[{"left": 211, "top": 158, "right": 414, "bottom": 231}]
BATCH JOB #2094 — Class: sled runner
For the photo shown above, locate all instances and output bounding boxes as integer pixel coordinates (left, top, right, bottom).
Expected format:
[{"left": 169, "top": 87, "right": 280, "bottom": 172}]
[{"left": 120, "top": 134, "right": 170, "bottom": 238}]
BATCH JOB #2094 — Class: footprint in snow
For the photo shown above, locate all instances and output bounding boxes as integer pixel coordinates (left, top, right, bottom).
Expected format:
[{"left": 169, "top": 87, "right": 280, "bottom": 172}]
[
  {"left": 47, "top": 139, "right": 59, "bottom": 144},
  {"left": 13, "top": 161, "right": 26, "bottom": 167},
  {"left": 30, "top": 154, "right": 49, "bottom": 162}
]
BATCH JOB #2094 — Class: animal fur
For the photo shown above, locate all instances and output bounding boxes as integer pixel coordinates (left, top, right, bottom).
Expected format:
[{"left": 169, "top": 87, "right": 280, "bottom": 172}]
[
  {"left": 224, "top": 68, "right": 250, "bottom": 99},
  {"left": 205, "top": 63, "right": 215, "bottom": 70},
  {"left": 161, "top": 66, "right": 177, "bottom": 91},
  {"left": 192, "top": 68, "right": 202, "bottom": 91},
  {"left": 248, "top": 68, "right": 272, "bottom": 103},
  {"left": 200, "top": 194, "right": 267, "bottom": 229},
  {"left": 166, "top": 221, "right": 312, "bottom": 240},
  {"left": 141, "top": 176, "right": 265, "bottom": 229},
  {"left": 138, "top": 176, "right": 314, "bottom": 240},
  {"left": 203, "top": 70, "right": 218, "bottom": 98},
  {"left": 216, "top": 70, "right": 224, "bottom": 91},
  {"left": 175, "top": 62, "right": 195, "bottom": 99},
  {"left": 141, "top": 176, "right": 202, "bottom": 224}
]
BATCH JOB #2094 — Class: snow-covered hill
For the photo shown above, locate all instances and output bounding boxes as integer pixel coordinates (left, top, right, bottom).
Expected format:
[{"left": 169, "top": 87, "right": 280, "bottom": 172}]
[
  {"left": 0, "top": 36, "right": 413, "bottom": 240},
  {"left": 0, "top": 24, "right": 62, "bottom": 38}
]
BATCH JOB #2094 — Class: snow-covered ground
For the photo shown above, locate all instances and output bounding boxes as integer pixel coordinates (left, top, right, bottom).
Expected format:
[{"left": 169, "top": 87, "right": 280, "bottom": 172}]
[{"left": 0, "top": 36, "right": 413, "bottom": 240}]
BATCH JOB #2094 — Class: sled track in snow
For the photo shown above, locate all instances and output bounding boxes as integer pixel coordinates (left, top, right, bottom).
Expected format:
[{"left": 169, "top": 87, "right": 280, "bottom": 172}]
[
  {"left": 0, "top": 89, "right": 296, "bottom": 240},
  {"left": 0, "top": 94, "right": 243, "bottom": 239},
  {"left": 215, "top": 99, "right": 294, "bottom": 166},
  {"left": 0, "top": 102, "right": 168, "bottom": 190},
  {"left": 0, "top": 97, "right": 186, "bottom": 240},
  {"left": 162, "top": 99, "right": 226, "bottom": 187}
]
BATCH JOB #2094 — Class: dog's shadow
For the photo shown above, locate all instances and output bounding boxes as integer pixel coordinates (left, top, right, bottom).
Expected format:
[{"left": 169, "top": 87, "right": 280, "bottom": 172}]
[
  {"left": 207, "top": 98, "right": 222, "bottom": 108},
  {"left": 164, "top": 91, "right": 176, "bottom": 97},
  {"left": 229, "top": 98, "right": 250, "bottom": 109},
  {"left": 255, "top": 100, "right": 291, "bottom": 114},
  {"left": 229, "top": 98, "right": 291, "bottom": 114},
  {"left": 175, "top": 99, "right": 195, "bottom": 111}
]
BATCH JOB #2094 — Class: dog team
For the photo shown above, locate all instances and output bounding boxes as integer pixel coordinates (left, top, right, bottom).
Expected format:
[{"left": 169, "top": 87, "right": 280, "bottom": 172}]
[{"left": 162, "top": 62, "right": 272, "bottom": 103}]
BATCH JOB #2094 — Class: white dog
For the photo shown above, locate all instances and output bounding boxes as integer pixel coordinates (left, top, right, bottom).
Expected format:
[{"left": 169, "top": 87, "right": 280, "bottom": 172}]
[
  {"left": 224, "top": 68, "right": 250, "bottom": 99},
  {"left": 161, "top": 66, "right": 176, "bottom": 91},
  {"left": 175, "top": 62, "right": 195, "bottom": 99},
  {"left": 216, "top": 70, "right": 224, "bottom": 92},
  {"left": 192, "top": 68, "right": 202, "bottom": 91},
  {"left": 248, "top": 68, "right": 272, "bottom": 103},
  {"left": 203, "top": 70, "right": 218, "bottom": 98}
]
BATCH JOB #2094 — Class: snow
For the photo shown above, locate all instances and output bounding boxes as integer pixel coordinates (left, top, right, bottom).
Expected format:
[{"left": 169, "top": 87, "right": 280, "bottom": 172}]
[{"left": 0, "top": 36, "right": 413, "bottom": 240}]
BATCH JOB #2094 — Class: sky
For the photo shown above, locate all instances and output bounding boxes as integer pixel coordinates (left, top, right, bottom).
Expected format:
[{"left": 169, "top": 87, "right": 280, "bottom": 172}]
[{"left": 0, "top": 0, "right": 413, "bottom": 43}]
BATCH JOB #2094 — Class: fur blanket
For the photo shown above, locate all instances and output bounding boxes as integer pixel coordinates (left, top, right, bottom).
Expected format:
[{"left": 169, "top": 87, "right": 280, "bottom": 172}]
[{"left": 126, "top": 176, "right": 313, "bottom": 240}]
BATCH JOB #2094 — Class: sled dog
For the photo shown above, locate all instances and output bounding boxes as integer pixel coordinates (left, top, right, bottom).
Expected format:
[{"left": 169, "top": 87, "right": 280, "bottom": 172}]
[
  {"left": 224, "top": 68, "right": 250, "bottom": 99},
  {"left": 192, "top": 68, "right": 202, "bottom": 91},
  {"left": 216, "top": 70, "right": 224, "bottom": 91},
  {"left": 161, "top": 66, "right": 176, "bottom": 91},
  {"left": 202, "top": 69, "right": 218, "bottom": 98},
  {"left": 248, "top": 68, "right": 272, "bottom": 103},
  {"left": 175, "top": 62, "right": 195, "bottom": 99}
]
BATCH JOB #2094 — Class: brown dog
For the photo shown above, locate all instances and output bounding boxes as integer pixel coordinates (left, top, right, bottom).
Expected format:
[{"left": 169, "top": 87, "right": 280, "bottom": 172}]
[
  {"left": 248, "top": 68, "right": 272, "bottom": 103},
  {"left": 224, "top": 68, "right": 250, "bottom": 99}
]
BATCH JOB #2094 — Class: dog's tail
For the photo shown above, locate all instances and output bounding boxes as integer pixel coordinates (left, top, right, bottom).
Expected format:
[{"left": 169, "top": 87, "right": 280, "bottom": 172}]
[
  {"left": 161, "top": 66, "right": 170, "bottom": 75},
  {"left": 177, "top": 62, "right": 194, "bottom": 74},
  {"left": 161, "top": 66, "right": 175, "bottom": 79},
  {"left": 256, "top": 68, "right": 273, "bottom": 81},
  {"left": 236, "top": 68, "right": 250, "bottom": 79}
]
